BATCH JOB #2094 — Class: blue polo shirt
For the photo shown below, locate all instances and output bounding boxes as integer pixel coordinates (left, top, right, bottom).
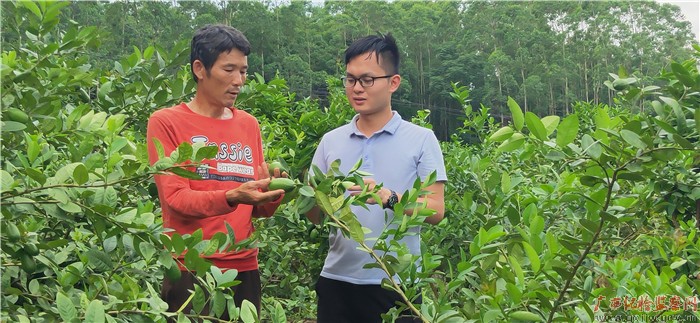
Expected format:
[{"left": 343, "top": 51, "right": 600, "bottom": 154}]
[{"left": 310, "top": 111, "right": 447, "bottom": 285}]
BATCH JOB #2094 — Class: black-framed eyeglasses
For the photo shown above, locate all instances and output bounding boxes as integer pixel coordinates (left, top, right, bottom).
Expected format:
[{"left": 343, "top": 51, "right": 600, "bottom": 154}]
[{"left": 342, "top": 75, "right": 394, "bottom": 88}]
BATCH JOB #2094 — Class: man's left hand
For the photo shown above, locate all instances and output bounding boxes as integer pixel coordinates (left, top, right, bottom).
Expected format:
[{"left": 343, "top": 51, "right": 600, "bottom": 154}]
[{"left": 347, "top": 178, "right": 390, "bottom": 205}]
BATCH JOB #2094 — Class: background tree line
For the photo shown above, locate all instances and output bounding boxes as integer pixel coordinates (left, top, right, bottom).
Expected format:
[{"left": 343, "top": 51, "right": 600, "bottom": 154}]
[
  {"left": 2, "top": 1, "right": 699, "bottom": 321},
  {"left": 2, "top": 0, "right": 696, "bottom": 140}
]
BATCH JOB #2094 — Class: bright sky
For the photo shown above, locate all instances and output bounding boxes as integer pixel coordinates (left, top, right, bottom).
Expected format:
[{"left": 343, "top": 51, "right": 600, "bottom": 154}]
[{"left": 657, "top": 0, "right": 700, "bottom": 42}]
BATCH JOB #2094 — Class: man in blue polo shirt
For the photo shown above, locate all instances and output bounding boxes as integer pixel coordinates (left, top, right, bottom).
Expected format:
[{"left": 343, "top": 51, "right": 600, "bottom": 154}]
[{"left": 307, "top": 33, "right": 447, "bottom": 323}]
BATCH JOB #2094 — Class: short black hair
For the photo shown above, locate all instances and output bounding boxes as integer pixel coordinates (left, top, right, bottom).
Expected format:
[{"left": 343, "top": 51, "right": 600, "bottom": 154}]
[
  {"left": 190, "top": 24, "right": 251, "bottom": 82},
  {"left": 344, "top": 33, "right": 400, "bottom": 75}
]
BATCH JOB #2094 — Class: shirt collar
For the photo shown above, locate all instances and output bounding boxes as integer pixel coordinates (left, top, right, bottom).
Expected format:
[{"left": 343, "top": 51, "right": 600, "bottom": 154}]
[{"left": 350, "top": 111, "right": 402, "bottom": 137}]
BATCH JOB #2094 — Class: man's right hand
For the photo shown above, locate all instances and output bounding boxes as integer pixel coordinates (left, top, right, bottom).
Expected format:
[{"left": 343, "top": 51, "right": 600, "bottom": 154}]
[{"left": 225, "top": 178, "right": 284, "bottom": 207}]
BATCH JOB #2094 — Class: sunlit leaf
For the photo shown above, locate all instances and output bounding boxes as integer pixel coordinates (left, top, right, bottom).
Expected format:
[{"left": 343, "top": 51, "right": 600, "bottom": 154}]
[{"left": 507, "top": 97, "right": 524, "bottom": 131}]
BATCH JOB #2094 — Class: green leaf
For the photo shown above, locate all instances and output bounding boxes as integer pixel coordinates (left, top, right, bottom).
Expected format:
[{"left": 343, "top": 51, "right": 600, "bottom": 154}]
[
  {"left": 240, "top": 299, "right": 259, "bottom": 323},
  {"left": 672, "top": 134, "right": 694, "bottom": 149},
  {"left": 104, "top": 114, "right": 126, "bottom": 133},
  {"left": 523, "top": 242, "right": 540, "bottom": 273},
  {"left": 169, "top": 167, "right": 202, "bottom": 180},
  {"left": 152, "top": 138, "right": 165, "bottom": 159},
  {"left": 56, "top": 292, "right": 77, "bottom": 322},
  {"left": 671, "top": 62, "right": 695, "bottom": 87},
  {"left": 175, "top": 142, "right": 193, "bottom": 163},
  {"left": 72, "top": 163, "right": 89, "bottom": 185},
  {"left": 299, "top": 185, "right": 315, "bottom": 197},
  {"left": 212, "top": 290, "right": 226, "bottom": 317},
  {"left": 26, "top": 133, "right": 39, "bottom": 163},
  {"left": 176, "top": 313, "right": 190, "bottom": 323},
  {"left": 488, "top": 126, "right": 514, "bottom": 142},
  {"left": 315, "top": 190, "right": 334, "bottom": 216},
  {"left": 619, "top": 130, "right": 647, "bottom": 149},
  {"left": 484, "top": 309, "right": 503, "bottom": 322},
  {"left": 25, "top": 168, "right": 46, "bottom": 185},
  {"left": 556, "top": 114, "right": 579, "bottom": 147},
  {"left": 184, "top": 249, "right": 200, "bottom": 271},
  {"left": 579, "top": 218, "right": 599, "bottom": 234},
  {"left": 509, "top": 255, "right": 525, "bottom": 285},
  {"left": 139, "top": 242, "right": 156, "bottom": 261},
  {"left": 695, "top": 105, "right": 700, "bottom": 134},
  {"left": 84, "top": 300, "right": 106, "bottom": 323},
  {"left": 340, "top": 206, "right": 365, "bottom": 242},
  {"left": 192, "top": 284, "right": 206, "bottom": 314},
  {"left": 501, "top": 172, "right": 511, "bottom": 194},
  {"left": 594, "top": 108, "right": 611, "bottom": 129},
  {"left": 20, "top": 1, "right": 42, "bottom": 18},
  {"left": 271, "top": 301, "right": 287, "bottom": 323},
  {"left": 652, "top": 100, "right": 666, "bottom": 117},
  {"left": 1, "top": 170, "right": 14, "bottom": 192},
  {"left": 580, "top": 175, "right": 603, "bottom": 187},
  {"left": 670, "top": 259, "right": 688, "bottom": 269},
  {"left": 497, "top": 133, "right": 525, "bottom": 152},
  {"left": 546, "top": 232, "right": 561, "bottom": 254},
  {"left": 559, "top": 238, "right": 583, "bottom": 255},
  {"left": 89, "top": 187, "right": 118, "bottom": 208},
  {"left": 103, "top": 236, "right": 118, "bottom": 253},
  {"left": 659, "top": 96, "right": 683, "bottom": 118},
  {"left": 203, "top": 235, "right": 220, "bottom": 256},
  {"left": 540, "top": 116, "right": 560, "bottom": 136},
  {"left": 348, "top": 158, "right": 363, "bottom": 174},
  {"left": 218, "top": 269, "right": 239, "bottom": 288},
  {"left": 510, "top": 311, "right": 542, "bottom": 321},
  {"left": 58, "top": 202, "right": 82, "bottom": 213},
  {"left": 1, "top": 121, "right": 26, "bottom": 132},
  {"left": 86, "top": 248, "right": 113, "bottom": 272},
  {"left": 55, "top": 163, "right": 82, "bottom": 183},
  {"left": 581, "top": 134, "right": 602, "bottom": 159},
  {"left": 652, "top": 118, "right": 679, "bottom": 135},
  {"left": 617, "top": 172, "right": 646, "bottom": 182},
  {"left": 171, "top": 233, "right": 185, "bottom": 254},
  {"left": 506, "top": 282, "right": 523, "bottom": 303},
  {"left": 525, "top": 112, "right": 548, "bottom": 140},
  {"left": 194, "top": 145, "right": 218, "bottom": 161},
  {"left": 98, "top": 81, "right": 112, "bottom": 102},
  {"left": 507, "top": 97, "right": 524, "bottom": 131},
  {"left": 530, "top": 215, "right": 544, "bottom": 237}
]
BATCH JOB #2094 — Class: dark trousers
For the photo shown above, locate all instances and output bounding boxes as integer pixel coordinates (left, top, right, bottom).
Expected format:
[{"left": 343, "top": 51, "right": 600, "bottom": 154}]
[
  {"left": 316, "top": 276, "right": 422, "bottom": 323},
  {"left": 161, "top": 269, "right": 261, "bottom": 321}
]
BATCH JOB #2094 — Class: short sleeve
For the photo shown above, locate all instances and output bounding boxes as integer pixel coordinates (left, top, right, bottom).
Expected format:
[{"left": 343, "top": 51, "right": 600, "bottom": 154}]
[{"left": 417, "top": 132, "right": 447, "bottom": 182}]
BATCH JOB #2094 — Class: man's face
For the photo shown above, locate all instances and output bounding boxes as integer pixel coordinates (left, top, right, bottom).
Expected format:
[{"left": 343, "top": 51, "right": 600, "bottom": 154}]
[
  {"left": 345, "top": 52, "right": 399, "bottom": 116},
  {"left": 194, "top": 48, "right": 248, "bottom": 108}
]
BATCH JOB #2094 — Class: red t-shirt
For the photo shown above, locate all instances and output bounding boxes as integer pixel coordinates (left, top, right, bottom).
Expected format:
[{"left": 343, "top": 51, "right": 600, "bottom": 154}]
[{"left": 146, "top": 103, "right": 279, "bottom": 271}]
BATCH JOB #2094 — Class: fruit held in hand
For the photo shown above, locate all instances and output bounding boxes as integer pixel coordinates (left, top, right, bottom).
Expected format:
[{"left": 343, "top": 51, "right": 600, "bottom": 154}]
[
  {"left": 268, "top": 161, "right": 287, "bottom": 176},
  {"left": 269, "top": 178, "right": 296, "bottom": 192}
]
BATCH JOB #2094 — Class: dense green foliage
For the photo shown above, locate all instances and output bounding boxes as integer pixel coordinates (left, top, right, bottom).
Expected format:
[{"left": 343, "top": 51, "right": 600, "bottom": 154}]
[
  {"left": 2, "top": 0, "right": 696, "bottom": 140},
  {"left": 2, "top": 1, "right": 700, "bottom": 322}
]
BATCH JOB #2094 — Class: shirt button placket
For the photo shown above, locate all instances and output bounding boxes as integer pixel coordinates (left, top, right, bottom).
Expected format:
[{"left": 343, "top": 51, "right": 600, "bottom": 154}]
[{"left": 361, "top": 137, "right": 373, "bottom": 171}]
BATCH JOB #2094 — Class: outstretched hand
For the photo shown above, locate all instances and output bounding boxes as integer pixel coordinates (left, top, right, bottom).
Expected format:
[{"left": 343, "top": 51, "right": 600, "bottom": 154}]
[{"left": 226, "top": 178, "right": 284, "bottom": 206}]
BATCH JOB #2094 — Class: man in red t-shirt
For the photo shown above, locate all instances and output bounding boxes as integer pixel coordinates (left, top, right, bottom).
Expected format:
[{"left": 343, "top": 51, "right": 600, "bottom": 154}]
[{"left": 146, "top": 24, "right": 284, "bottom": 319}]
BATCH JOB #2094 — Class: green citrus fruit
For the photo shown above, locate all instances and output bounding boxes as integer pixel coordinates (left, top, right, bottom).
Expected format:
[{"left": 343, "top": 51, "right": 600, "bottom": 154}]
[
  {"left": 6, "top": 108, "right": 29, "bottom": 124},
  {"left": 20, "top": 254, "right": 36, "bottom": 273},
  {"left": 23, "top": 244, "right": 40, "bottom": 256},
  {"left": 268, "top": 161, "right": 286, "bottom": 176},
  {"left": 269, "top": 178, "right": 296, "bottom": 192},
  {"left": 5, "top": 223, "right": 21, "bottom": 242}
]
